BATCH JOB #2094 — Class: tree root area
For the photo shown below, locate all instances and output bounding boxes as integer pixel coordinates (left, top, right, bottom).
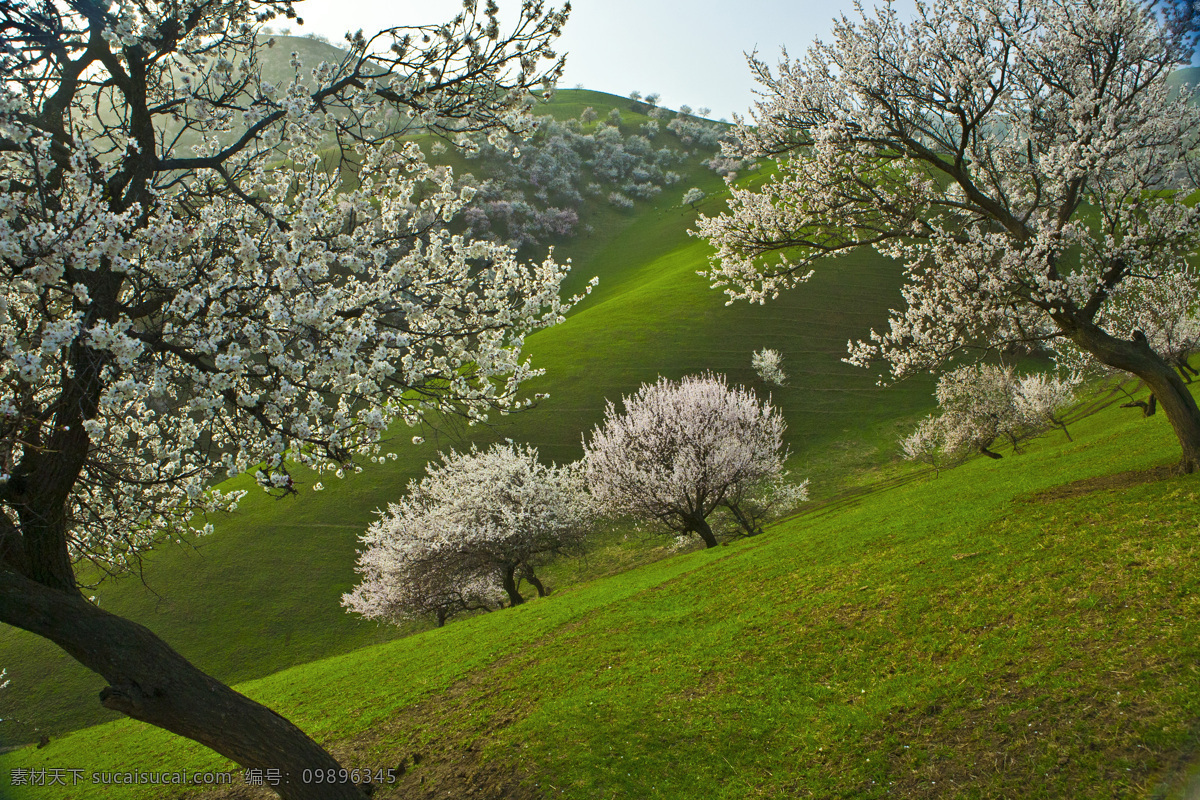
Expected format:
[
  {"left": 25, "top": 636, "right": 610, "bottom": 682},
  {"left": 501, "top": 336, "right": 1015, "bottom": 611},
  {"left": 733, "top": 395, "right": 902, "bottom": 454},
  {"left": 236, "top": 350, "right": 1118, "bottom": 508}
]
[{"left": 192, "top": 658, "right": 542, "bottom": 800}]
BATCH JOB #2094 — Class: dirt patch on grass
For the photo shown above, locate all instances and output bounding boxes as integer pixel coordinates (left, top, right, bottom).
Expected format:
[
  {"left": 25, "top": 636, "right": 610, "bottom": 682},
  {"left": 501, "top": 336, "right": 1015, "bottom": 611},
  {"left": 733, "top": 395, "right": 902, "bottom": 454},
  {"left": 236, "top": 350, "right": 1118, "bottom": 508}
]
[
  {"left": 1021, "top": 464, "right": 1178, "bottom": 503},
  {"left": 189, "top": 656, "right": 542, "bottom": 800}
]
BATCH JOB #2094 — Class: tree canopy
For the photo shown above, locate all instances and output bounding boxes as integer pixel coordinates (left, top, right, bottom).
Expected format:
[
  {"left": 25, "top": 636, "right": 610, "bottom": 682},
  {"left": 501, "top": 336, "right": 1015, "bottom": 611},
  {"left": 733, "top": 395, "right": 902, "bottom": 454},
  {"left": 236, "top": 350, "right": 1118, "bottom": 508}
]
[
  {"left": 698, "top": 0, "right": 1200, "bottom": 472},
  {"left": 0, "top": 0, "right": 571, "bottom": 796}
]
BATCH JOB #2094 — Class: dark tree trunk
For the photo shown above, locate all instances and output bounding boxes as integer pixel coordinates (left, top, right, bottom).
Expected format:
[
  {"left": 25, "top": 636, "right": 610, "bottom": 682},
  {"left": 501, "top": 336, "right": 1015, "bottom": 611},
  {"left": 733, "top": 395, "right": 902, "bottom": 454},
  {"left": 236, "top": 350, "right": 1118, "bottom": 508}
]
[
  {"left": 1175, "top": 354, "right": 1198, "bottom": 382},
  {"left": 521, "top": 568, "right": 549, "bottom": 598},
  {"left": 0, "top": 569, "right": 364, "bottom": 800},
  {"left": 724, "top": 501, "right": 763, "bottom": 537},
  {"left": 1072, "top": 324, "right": 1200, "bottom": 473},
  {"left": 978, "top": 441, "right": 1004, "bottom": 459},
  {"left": 501, "top": 564, "right": 525, "bottom": 606},
  {"left": 1122, "top": 394, "right": 1158, "bottom": 417},
  {"left": 691, "top": 517, "right": 720, "bottom": 548}
]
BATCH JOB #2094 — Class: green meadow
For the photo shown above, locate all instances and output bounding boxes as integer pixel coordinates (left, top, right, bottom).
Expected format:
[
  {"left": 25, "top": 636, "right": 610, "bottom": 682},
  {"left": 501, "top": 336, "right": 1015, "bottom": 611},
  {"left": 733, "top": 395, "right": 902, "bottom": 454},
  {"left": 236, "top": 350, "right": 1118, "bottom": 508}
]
[
  {"left": 3, "top": 370, "right": 1197, "bottom": 799},
  {"left": 0, "top": 89, "right": 933, "bottom": 746},
  {"left": 4, "top": 73, "right": 1199, "bottom": 800}
]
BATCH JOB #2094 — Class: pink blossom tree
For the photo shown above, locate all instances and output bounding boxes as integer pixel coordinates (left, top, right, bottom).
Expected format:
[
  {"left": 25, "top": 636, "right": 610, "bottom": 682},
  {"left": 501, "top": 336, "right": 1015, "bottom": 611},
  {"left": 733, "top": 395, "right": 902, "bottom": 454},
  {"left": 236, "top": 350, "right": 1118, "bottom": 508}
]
[
  {"left": 582, "top": 373, "right": 788, "bottom": 548},
  {"left": 698, "top": 0, "right": 1200, "bottom": 473},
  {"left": 0, "top": 0, "right": 572, "bottom": 795}
]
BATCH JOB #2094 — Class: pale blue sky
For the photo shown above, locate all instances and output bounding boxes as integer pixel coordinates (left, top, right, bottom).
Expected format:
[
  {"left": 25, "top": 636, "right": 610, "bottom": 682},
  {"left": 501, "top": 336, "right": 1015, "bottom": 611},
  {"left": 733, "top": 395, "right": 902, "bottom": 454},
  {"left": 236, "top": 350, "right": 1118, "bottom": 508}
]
[{"left": 294, "top": 0, "right": 914, "bottom": 120}]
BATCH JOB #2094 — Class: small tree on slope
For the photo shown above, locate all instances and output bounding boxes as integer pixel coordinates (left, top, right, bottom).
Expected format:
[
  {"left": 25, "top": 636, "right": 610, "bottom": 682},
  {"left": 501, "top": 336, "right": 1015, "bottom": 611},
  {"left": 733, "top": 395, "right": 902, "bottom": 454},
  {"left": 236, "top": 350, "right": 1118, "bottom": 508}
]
[
  {"left": 697, "top": 0, "right": 1200, "bottom": 474},
  {"left": 0, "top": 1, "right": 571, "bottom": 797},
  {"left": 582, "top": 373, "right": 788, "bottom": 548},
  {"left": 344, "top": 443, "right": 593, "bottom": 622},
  {"left": 901, "top": 366, "right": 1079, "bottom": 467}
]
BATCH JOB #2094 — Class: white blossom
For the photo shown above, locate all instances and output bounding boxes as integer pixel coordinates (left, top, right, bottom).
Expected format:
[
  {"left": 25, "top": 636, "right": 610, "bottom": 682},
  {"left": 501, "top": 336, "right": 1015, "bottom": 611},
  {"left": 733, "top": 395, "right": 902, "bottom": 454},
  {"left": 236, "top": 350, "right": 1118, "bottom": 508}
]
[
  {"left": 751, "top": 348, "right": 787, "bottom": 386},
  {"left": 582, "top": 372, "right": 790, "bottom": 548},
  {"left": 343, "top": 442, "right": 594, "bottom": 624},
  {"left": 696, "top": 0, "right": 1200, "bottom": 470}
]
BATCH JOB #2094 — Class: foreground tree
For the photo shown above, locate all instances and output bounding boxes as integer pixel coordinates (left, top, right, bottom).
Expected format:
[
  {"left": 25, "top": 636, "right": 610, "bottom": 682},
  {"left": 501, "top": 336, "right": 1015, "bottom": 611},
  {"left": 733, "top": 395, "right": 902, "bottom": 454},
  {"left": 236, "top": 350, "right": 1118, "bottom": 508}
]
[
  {"left": 697, "top": 0, "right": 1200, "bottom": 472},
  {"left": 0, "top": 0, "right": 573, "bottom": 796},
  {"left": 582, "top": 372, "right": 787, "bottom": 548},
  {"left": 344, "top": 443, "right": 593, "bottom": 620}
]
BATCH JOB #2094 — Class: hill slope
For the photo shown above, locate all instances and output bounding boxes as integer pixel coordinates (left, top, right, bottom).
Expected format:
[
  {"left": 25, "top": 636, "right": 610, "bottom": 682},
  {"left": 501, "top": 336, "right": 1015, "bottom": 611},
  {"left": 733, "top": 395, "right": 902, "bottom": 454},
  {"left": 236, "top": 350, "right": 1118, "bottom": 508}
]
[
  {"left": 0, "top": 88, "right": 935, "bottom": 747},
  {"left": 2, "top": 378, "right": 1197, "bottom": 799}
]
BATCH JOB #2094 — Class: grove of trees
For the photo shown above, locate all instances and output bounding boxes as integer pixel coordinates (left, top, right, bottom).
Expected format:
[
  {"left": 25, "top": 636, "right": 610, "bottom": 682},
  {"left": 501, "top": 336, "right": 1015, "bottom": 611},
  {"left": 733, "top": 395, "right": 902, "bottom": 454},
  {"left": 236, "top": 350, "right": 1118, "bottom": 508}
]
[{"left": 901, "top": 365, "right": 1079, "bottom": 469}]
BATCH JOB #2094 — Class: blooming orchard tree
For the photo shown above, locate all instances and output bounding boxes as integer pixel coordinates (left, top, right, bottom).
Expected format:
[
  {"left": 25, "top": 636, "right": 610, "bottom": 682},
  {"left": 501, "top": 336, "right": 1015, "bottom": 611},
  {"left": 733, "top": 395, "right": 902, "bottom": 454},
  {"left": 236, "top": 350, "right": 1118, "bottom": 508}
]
[
  {"left": 682, "top": 187, "right": 706, "bottom": 209},
  {"left": 1014, "top": 372, "right": 1081, "bottom": 441},
  {"left": 901, "top": 365, "right": 1079, "bottom": 467},
  {"left": 582, "top": 373, "right": 788, "bottom": 548},
  {"left": 0, "top": 0, "right": 572, "bottom": 796},
  {"left": 935, "top": 364, "right": 1029, "bottom": 459},
  {"left": 751, "top": 347, "right": 787, "bottom": 386},
  {"left": 345, "top": 511, "right": 507, "bottom": 627},
  {"left": 344, "top": 443, "right": 593, "bottom": 622},
  {"left": 697, "top": 0, "right": 1200, "bottom": 473}
]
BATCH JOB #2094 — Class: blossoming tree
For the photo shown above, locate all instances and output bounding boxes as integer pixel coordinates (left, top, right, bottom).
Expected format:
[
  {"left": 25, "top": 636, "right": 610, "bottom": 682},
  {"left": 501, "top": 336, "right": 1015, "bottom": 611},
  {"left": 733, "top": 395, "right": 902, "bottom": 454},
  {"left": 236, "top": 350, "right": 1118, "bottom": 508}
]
[
  {"left": 582, "top": 372, "right": 788, "bottom": 548},
  {"left": 343, "top": 442, "right": 593, "bottom": 625},
  {"left": 900, "top": 364, "right": 1079, "bottom": 466},
  {"left": 697, "top": 0, "right": 1200, "bottom": 473},
  {"left": 0, "top": 0, "right": 574, "bottom": 796}
]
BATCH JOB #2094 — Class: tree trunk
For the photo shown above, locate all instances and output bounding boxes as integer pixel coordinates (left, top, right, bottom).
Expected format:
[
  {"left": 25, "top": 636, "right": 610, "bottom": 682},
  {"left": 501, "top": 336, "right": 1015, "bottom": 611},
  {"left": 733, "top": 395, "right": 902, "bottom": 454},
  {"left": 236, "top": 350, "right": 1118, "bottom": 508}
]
[
  {"left": 521, "top": 567, "right": 549, "bottom": 598},
  {"left": 1072, "top": 325, "right": 1200, "bottom": 473},
  {"left": 1122, "top": 395, "right": 1158, "bottom": 417},
  {"left": 724, "top": 501, "right": 763, "bottom": 537},
  {"left": 0, "top": 569, "right": 365, "bottom": 800},
  {"left": 978, "top": 441, "right": 1004, "bottom": 459},
  {"left": 501, "top": 563, "right": 525, "bottom": 606},
  {"left": 1175, "top": 354, "right": 1198, "bottom": 382},
  {"left": 691, "top": 517, "right": 720, "bottom": 548}
]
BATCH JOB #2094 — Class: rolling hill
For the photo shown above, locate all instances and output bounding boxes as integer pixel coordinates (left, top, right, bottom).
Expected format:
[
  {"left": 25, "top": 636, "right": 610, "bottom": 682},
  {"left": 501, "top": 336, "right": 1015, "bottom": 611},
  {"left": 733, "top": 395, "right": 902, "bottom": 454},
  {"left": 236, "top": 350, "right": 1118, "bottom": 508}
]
[
  {"left": 0, "top": 85, "right": 936, "bottom": 748},
  {"left": 2, "top": 364, "right": 1197, "bottom": 799}
]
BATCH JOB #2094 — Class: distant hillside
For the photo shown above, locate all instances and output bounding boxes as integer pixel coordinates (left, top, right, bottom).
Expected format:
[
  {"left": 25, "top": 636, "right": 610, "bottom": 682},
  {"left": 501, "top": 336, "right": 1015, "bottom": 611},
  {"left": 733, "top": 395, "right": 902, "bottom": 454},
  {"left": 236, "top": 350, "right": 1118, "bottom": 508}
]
[{"left": 1167, "top": 65, "right": 1200, "bottom": 100}]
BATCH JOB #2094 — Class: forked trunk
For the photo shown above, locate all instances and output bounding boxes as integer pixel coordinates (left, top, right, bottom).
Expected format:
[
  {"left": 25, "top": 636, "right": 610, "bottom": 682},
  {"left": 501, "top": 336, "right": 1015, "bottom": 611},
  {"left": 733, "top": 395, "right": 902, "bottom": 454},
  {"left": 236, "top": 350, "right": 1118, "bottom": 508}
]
[
  {"left": 724, "top": 501, "right": 763, "bottom": 537},
  {"left": 0, "top": 569, "right": 365, "bottom": 800},
  {"left": 1073, "top": 324, "right": 1200, "bottom": 474},
  {"left": 1121, "top": 394, "right": 1158, "bottom": 417}
]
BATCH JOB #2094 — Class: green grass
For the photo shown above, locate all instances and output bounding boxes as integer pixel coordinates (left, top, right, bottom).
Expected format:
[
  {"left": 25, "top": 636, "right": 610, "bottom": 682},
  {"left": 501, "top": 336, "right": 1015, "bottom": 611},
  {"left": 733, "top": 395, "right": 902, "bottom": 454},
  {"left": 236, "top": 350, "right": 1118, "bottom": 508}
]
[
  {"left": 0, "top": 89, "right": 934, "bottom": 746},
  {"left": 3, "top": 377, "right": 1197, "bottom": 798}
]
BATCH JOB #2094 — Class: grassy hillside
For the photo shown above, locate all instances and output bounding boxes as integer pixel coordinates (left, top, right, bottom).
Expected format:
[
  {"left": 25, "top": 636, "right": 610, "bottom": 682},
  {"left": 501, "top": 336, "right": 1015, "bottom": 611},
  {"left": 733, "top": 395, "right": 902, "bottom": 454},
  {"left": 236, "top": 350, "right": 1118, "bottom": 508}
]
[
  {"left": 0, "top": 88, "right": 935, "bottom": 747},
  {"left": 3, "top": 378, "right": 1197, "bottom": 799}
]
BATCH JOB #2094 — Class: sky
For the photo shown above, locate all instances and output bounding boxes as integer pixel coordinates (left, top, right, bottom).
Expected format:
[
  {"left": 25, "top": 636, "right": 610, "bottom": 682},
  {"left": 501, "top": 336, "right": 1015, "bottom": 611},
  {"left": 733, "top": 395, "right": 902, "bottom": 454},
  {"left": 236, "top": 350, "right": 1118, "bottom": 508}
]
[{"left": 289, "top": 0, "right": 915, "bottom": 121}]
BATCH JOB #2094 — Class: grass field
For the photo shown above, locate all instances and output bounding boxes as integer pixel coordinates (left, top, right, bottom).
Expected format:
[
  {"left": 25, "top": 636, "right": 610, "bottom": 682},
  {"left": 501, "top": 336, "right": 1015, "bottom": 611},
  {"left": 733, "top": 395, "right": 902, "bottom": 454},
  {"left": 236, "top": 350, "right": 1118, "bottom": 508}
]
[
  {"left": 0, "top": 88, "right": 936, "bottom": 747},
  {"left": 2, "top": 375, "right": 1196, "bottom": 799}
]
